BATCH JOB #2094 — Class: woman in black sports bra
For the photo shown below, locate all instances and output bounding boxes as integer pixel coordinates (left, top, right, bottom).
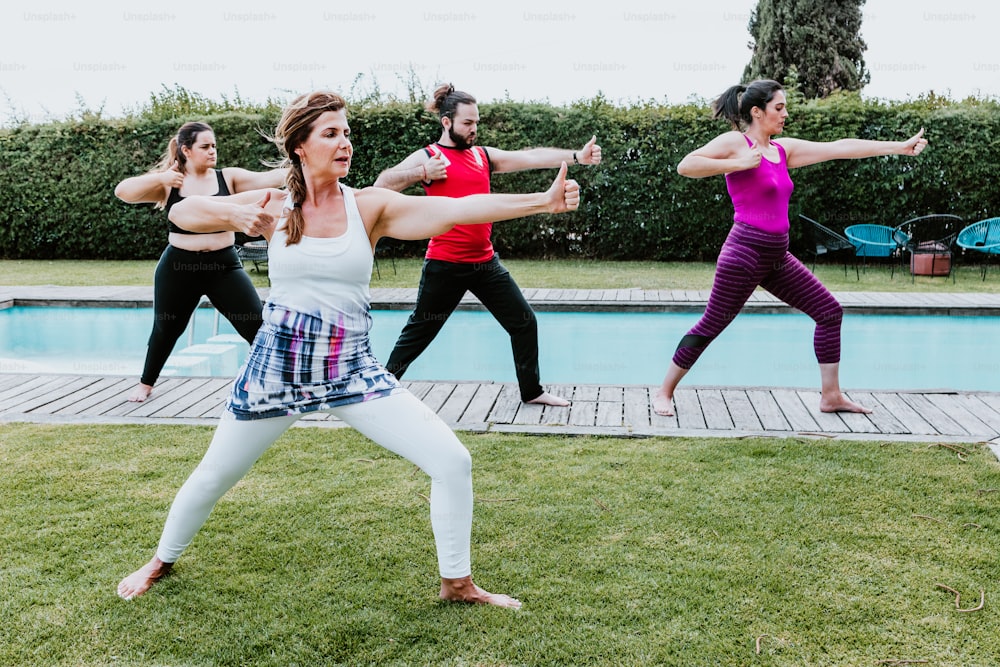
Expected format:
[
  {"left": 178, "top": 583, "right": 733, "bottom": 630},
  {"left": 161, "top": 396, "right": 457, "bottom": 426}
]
[{"left": 114, "top": 121, "right": 287, "bottom": 402}]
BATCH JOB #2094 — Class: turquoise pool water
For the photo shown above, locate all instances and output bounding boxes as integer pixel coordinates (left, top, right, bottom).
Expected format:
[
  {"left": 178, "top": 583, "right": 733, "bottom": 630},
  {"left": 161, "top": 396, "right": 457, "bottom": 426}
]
[{"left": 0, "top": 306, "right": 995, "bottom": 391}]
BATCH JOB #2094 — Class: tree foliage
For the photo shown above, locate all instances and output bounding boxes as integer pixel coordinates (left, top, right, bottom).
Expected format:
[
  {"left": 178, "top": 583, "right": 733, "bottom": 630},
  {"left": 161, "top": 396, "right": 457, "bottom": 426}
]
[{"left": 744, "top": 0, "right": 870, "bottom": 99}]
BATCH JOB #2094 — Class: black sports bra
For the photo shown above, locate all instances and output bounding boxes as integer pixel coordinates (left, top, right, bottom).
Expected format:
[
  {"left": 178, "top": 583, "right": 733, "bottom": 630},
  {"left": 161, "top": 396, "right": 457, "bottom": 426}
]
[{"left": 165, "top": 169, "right": 232, "bottom": 235}]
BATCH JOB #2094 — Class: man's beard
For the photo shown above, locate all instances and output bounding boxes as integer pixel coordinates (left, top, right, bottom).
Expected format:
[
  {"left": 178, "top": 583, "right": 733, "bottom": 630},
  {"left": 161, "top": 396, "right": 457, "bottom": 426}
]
[{"left": 448, "top": 127, "right": 476, "bottom": 150}]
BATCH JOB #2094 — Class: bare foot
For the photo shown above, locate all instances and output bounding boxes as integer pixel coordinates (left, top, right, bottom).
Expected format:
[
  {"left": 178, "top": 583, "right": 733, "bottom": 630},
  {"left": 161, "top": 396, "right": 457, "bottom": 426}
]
[
  {"left": 820, "top": 394, "right": 872, "bottom": 414},
  {"left": 651, "top": 389, "right": 674, "bottom": 416},
  {"left": 128, "top": 383, "right": 154, "bottom": 403},
  {"left": 440, "top": 576, "right": 521, "bottom": 609},
  {"left": 526, "top": 391, "right": 570, "bottom": 407},
  {"left": 117, "top": 556, "right": 173, "bottom": 600}
]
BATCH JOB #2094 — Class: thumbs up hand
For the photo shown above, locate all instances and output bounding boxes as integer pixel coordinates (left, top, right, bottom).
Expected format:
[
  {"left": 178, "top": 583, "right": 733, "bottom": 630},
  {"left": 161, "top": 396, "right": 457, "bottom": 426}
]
[
  {"left": 577, "top": 135, "right": 602, "bottom": 165},
  {"left": 424, "top": 153, "right": 449, "bottom": 181},
  {"left": 162, "top": 161, "right": 185, "bottom": 189},
  {"left": 545, "top": 162, "right": 580, "bottom": 213},
  {"left": 234, "top": 190, "right": 275, "bottom": 236}
]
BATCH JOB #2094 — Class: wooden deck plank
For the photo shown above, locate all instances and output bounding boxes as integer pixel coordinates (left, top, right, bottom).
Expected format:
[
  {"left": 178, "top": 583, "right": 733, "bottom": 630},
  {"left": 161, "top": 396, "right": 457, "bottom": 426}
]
[
  {"left": 135, "top": 379, "right": 215, "bottom": 418},
  {"left": 845, "top": 391, "right": 910, "bottom": 434},
  {"left": 148, "top": 378, "right": 231, "bottom": 418},
  {"left": 865, "top": 392, "right": 935, "bottom": 435},
  {"left": 770, "top": 389, "right": 820, "bottom": 432},
  {"left": 569, "top": 400, "right": 597, "bottom": 427},
  {"left": 512, "top": 401, "right": 545, "bottom": 426},
  {"left": 698, "top": 389, "right": 734, "bottom": 430},
  {"left": 110, "top": 378, "right": 198, "bottom": 418},
  {"left": 598, "top": 386, "right": 624, "bottom": 402},
  {"left": 488, "top": 384, "right": 522, "bottom": 423},
  {"left": 436, "top": 383, "right": 479, "bottom": 424},
  {"left": 746, "top": 389, "right": 791, "bottom": 431},
  {"left": 973, "top": 392, "right": 1000, "bottom": 416},
  {"left": 922, "top": 393, "right": 999, "bottom": 438},
  {"left": 541, "top": 384, "right": 573, "bottom": 425},
  {"left": 771, "top": 389, "right": 822, "bottom": 431},
  {"left": 402, "top": 381, "right": 434, "bottom": 400},
  {"left": 954, "top": 394, "right": 1000, "bottom": 434},
  {"left": 673, "top": 390, "right": 706, "bottom": 430},
  {"left": 721, "top": 390, "right": 763, "bottom": 432},
  {"left": 896, "top": 393, "right": 969, "bottom": 436},
  {"left": 54, "top": 377, "right": 137, "bottom": 415},
  {"left": 183, "top": 382, "right": 232, "bottom": 419},
  {"left": 30, "top": 376, "right": 125, "bottom": 415},
  {"left": 0, "top": 374, "right": 32, "bottom": 392},
  {"left": 459, "top": 384, "right": 502, "bottom": 424},
  {"left": 3, "top": 375, "right": 103, "bottom": 413},
  {"left": 0, "top": 375, "right": 59, "bottom": 406},
  {"left": 595, "top": 400, "right": 622, "bottom": 427},
  {"left": 649, "top": 407, "right": 678, "bottom": 430},
  {"left": 623, "top": 386, "right": 651, "bottom": 429},
  {"left": 795, "top": 390, "right": 855, "bottom": 433},
  {"left": 2, "top": 375, "right": 102, "bottom": 414},
  {"left": 420, "top": 383, "right": 456, "bottom": 413}
]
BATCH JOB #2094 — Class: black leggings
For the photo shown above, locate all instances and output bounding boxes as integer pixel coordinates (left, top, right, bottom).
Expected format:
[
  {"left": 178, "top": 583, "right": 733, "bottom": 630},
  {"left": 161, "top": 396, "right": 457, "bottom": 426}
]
[
  {"left": 385, "top": 256, "right": 543, "bottom": 402},
  {"left": 141, "top": 245, "right": 263, "bottom": 386}
]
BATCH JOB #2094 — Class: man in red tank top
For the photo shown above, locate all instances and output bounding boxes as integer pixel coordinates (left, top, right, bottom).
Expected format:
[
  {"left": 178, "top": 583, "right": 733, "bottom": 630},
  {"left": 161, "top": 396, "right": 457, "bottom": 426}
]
[{"left": 373, "top": 83, "right": 602, "bottom": 405}]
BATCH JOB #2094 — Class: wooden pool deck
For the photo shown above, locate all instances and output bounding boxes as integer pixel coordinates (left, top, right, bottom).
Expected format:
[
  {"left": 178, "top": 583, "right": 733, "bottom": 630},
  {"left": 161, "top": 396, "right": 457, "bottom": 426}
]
[{"left": 2, "top": 285, "right": 999, "bottom": 444}]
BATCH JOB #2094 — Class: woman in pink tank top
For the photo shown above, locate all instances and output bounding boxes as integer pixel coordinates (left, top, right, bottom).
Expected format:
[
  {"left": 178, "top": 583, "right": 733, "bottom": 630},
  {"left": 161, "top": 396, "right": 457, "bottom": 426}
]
[{"left": 652, "top": 79, "right": 928, "bottom": 418}]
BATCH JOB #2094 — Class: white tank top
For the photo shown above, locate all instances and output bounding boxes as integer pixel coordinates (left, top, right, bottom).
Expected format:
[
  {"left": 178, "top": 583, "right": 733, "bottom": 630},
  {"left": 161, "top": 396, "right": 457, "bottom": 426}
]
[{"left": 265, "top": 185, "right": 373, "bottom": 320}]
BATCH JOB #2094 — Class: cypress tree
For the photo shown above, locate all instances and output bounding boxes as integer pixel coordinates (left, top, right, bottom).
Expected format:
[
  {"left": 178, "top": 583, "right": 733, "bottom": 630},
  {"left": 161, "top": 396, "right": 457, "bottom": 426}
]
[{"left": 743, "top": 0, "right": 870, "bottom": 98}]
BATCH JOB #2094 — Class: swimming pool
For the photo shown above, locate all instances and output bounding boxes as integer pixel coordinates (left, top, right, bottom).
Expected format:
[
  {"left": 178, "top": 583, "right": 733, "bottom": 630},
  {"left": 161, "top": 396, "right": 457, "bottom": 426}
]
[{"left": 0, "top": 306, "right": 995, "bottom": 391}]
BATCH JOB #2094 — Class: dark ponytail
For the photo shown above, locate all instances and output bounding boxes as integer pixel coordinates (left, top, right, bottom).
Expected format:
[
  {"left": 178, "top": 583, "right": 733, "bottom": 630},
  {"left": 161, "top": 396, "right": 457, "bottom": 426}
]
[
  {"left": 425, "top": 83, "right": 476, "bottom": 119},
  {"left": 711, "top": 80, "right": 783, "bottom": 129}
]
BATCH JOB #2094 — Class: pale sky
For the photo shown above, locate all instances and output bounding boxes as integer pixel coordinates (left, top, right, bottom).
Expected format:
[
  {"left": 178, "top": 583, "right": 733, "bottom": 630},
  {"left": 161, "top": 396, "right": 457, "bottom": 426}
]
[{"left": 1, "top": 0, "right": 996, "bottom": 125}]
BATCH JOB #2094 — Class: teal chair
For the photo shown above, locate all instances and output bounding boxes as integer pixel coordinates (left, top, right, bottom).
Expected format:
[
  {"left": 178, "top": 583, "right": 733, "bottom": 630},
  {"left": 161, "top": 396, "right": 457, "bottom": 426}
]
[
  {"left": 844, "top": 224, "right": 910, "bottom": 277},
  {"left": 956, "top": 217, "right": 1000, "bottom": 280}
]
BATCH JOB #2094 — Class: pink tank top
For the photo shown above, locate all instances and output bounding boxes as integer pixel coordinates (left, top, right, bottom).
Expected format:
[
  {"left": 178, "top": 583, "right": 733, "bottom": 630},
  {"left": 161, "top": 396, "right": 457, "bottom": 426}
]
[{"left": 724, "top": 135, "right": 794, "bottom": 234}]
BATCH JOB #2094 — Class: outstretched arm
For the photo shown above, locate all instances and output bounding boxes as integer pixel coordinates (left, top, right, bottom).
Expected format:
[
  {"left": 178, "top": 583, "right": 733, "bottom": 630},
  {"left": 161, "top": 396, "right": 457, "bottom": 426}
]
[
  {"left": 114, "top": 163, "right": 184, "bottom": 205},
  {"left": 489, "top": 135, "right": 602, "bottom": 173},
  {"left": 224, "top": 167, "right": 289, "bottom": 193},
  {"left": 362, "top": 162, "right": 579, "bottom": 243},
  {"left": 167, "top": 188, "right": 286, "bottom": 240},
  {"left": 677, "top": 131, "right": 763, "bottom": 178},
  {"left": 781, "top": 128, "right": 928, "bottom": 169}
]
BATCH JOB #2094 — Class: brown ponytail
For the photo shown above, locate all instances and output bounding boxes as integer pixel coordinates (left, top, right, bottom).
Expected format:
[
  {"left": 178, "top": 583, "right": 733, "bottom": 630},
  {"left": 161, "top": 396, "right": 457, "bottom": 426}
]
[{"left": 282, "top": 159, "right": 308, "bottom": 245}]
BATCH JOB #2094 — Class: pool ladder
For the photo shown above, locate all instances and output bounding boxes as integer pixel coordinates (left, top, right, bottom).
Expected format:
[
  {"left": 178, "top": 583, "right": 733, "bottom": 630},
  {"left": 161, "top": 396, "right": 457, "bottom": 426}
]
[{"left": 186, "top": 302, "right": 222, "bottom": 345}]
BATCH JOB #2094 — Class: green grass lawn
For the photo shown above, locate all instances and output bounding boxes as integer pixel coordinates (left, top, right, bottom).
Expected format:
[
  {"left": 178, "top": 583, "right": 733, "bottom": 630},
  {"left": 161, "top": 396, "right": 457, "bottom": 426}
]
[
  {"left": 2, "top": 423, "right": 998, "bottom": 666},
  {"left": 2, "top": 257, "right": 997, "bottom": 665},
  {"left": 1, "top": 257, "right": 997, "bottom": 293}
]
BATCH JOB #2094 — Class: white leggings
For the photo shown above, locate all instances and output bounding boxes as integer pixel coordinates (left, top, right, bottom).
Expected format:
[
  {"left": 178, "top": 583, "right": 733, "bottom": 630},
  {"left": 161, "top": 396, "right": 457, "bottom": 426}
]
[{"left": 156, "top": 391, "right": 474, "bottom": 579}]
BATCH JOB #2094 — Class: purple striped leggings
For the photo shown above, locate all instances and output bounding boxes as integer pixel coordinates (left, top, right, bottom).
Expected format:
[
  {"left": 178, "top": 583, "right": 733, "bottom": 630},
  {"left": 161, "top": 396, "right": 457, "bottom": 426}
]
[{"left": 673, "top": 222, "right": 843, "bottom": 369}]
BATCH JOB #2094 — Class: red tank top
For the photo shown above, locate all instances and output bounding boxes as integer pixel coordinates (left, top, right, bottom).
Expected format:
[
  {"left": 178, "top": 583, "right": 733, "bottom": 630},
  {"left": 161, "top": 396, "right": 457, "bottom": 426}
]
[{"left": 422, "top": 144, "right": 494, "bottom": 263}]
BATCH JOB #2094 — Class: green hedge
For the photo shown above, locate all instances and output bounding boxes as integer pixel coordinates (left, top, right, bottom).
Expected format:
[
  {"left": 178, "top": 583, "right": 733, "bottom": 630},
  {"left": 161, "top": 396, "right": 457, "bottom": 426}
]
[{"left": 1, "top": 93, "right": 997, "bottom": 260}]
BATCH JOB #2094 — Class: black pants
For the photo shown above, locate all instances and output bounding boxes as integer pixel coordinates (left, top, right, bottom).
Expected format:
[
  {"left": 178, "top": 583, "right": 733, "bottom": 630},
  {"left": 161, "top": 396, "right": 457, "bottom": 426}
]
[
  {"left": 141, "top": 245, "right": 263, "bottom": 386},
  {"left": 385, "top": 256, "right": 544, "bottom": 402}
]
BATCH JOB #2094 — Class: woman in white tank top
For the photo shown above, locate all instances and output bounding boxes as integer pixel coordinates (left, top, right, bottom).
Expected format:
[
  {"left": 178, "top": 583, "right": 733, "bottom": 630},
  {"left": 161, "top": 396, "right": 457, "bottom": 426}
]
[{"left": 117, "top": 91, "right": 580, "bottom": 610}]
